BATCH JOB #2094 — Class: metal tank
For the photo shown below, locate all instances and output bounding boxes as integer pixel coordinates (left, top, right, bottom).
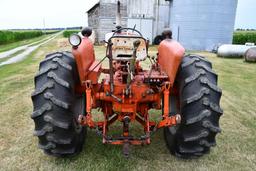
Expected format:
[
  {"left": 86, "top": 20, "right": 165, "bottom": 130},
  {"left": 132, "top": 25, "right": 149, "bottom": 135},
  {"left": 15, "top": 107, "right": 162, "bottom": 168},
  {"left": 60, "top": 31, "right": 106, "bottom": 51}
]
[
  {"left": 169, "top": 0, "right": 238, "bottom": 51},
  {"left": 244, "top": 47, "right": 256, "bottom": 62},
  {"left": 217, "top": 44, "right": 256, "bottom": 58}
]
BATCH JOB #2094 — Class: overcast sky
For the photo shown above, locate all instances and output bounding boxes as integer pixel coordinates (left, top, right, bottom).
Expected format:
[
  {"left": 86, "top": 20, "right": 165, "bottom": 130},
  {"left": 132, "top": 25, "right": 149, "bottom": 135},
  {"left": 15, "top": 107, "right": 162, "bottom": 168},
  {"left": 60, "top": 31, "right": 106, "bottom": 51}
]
[{"left": 0, "top": 0, "right": 255, "bottom": 30}]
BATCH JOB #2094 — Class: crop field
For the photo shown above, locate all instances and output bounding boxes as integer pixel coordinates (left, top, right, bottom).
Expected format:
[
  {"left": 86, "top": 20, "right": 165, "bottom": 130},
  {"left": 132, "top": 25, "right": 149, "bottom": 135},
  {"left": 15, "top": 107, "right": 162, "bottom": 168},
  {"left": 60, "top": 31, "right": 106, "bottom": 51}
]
[
  {"left": 0, "top": 35, "right": 256, "bottom": 171},
  {"left": 0, "top": 30, "right": 43, "bottom": 45},
  {"left": 233, "top": 31, "right": 256, "bottom": 44},
  {"left": 63, "top": 30, "right": 80, "bottom": 38},
  {"left": 0, "top": 30, "right": 60, "bottom": 53}
]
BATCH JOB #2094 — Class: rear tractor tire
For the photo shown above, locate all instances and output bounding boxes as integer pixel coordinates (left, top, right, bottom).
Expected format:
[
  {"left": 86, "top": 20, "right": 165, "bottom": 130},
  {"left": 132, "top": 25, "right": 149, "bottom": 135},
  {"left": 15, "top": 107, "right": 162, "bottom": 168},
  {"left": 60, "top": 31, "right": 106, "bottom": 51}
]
[
  {"left": 164, "top": 54, "right": 223, "bottom": 158},
  {"left": 31, "top": 52, "right": 86, "bottom": 157}
]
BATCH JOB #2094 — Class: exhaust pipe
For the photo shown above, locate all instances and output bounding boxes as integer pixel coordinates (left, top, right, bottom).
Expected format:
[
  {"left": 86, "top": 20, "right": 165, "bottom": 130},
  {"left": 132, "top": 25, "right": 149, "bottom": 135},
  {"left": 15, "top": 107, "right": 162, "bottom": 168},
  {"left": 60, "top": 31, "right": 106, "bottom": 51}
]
[{"left": 116, "top": 0, "right": 121, "bottom": 28}]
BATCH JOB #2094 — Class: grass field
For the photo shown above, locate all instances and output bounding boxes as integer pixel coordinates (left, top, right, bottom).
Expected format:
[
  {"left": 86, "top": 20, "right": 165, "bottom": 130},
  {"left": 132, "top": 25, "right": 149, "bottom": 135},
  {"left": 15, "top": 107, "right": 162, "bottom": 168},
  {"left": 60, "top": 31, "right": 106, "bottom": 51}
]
[{"left": 0, "top": 36, "right": 256, "bottom": 171}]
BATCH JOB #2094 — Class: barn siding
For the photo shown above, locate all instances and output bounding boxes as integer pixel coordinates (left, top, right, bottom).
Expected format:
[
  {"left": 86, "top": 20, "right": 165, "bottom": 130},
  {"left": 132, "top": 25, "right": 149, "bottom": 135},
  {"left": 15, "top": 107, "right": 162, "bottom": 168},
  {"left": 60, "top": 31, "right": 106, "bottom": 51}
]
[
  {"left": 100, "top": 2, "right": 127, "bottom": 18},
  {"left": 88, "top": 4, "right": 100, "bottom": 43},
  {"left": 98, "top": 18, "right": 127, "bottom": 42},
  {"left": 88, "top": 0, "right": 169, "bottom": 44},
  {"left": 88, "top": 0, "right": 128, "bottom": 44},
  {"left": 128, "top": 0, "right": 154, "bottom": 18}
]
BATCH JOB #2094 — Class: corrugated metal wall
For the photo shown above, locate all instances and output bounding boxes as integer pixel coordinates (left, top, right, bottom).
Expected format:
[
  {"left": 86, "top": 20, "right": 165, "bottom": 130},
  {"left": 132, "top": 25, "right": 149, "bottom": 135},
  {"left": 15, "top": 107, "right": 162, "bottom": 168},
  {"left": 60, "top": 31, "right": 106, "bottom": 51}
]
[
  {"left": 101, "top": 0, "right": 127, "bottom": 4},
  {"left": 127, "top": 0, "right": 170, "bottom": 42},
  {"left": 170, "top": 0, "right": 238, "bottom": 51},
  {"left": 127, "top": 0, "right": 155, "bottom": 42},
  {"left": 127, "top": 18, "right": 154, "bottom": 42},
  {"left": 127, "top": 0, "right": 155, "bottom": 18},
  {"left": 155, "top": 4, "right": 170, "bottom": 35}
]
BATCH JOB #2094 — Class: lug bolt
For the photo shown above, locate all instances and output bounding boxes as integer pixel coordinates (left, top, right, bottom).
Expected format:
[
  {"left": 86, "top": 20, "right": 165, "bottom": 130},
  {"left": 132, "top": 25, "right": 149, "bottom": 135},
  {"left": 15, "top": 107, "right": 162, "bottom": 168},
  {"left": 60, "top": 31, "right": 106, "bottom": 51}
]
[{"left": 176, "top": 114, "right": 181, "bottom": 124}]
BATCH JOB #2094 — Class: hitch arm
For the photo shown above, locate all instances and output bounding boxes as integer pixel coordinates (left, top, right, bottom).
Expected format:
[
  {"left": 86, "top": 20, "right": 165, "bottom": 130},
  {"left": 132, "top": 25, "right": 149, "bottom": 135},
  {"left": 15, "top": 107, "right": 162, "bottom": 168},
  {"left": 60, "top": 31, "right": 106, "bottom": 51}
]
[
  {"left": 78, "top": 80, "right": 95, "bottom": 128},
  {"left": 163, "top": 82, "right": 171, "bottom": 119},
  {"left": 158, "top": 82, "right": 181, "bottom": 128}
]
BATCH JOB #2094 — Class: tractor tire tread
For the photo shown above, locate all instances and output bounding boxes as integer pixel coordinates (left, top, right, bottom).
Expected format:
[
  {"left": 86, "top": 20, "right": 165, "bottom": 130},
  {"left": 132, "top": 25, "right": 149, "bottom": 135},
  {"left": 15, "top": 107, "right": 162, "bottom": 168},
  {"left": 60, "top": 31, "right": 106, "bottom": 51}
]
[
  {"left": 31, "top": 52, "right": 86, "bottom": 157},
  {"left": 47, "top": 71, "right": 70, "bottom": 88},
  {"left": 33, "top": 124, "right": 53, "bottom": 136},
  {"left": 31, "top": 103, "right": 52, "bottom": 119},
  {"left": 164, "top": 55, "right": 222, "bottom": 158}
]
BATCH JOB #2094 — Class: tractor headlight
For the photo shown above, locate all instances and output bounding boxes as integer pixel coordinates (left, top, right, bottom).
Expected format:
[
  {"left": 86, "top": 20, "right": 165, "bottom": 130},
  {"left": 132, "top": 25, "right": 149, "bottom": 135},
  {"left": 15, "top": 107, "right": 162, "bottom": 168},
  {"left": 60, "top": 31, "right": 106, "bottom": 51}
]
[{"left": 69, "top": 34, "right": 81, "bottom": 47}]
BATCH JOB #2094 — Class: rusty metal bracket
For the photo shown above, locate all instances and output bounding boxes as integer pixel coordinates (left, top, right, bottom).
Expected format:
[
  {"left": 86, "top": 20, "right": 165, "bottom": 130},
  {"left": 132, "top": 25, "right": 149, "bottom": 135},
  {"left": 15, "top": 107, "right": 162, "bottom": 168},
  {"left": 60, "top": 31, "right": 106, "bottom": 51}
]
[
  {"left": 157, "top": 114, "right": 181, "bottom": 129},
  {"left": 78, "top": 114, "right": 95, "bottom": 128},
  {"left": 163, "top": 81, "right": 171, "bottom": 91},
  {"left": 163, "top": 81, "right": 171, "bottom": 119},
  {"left": 85, "top": 80, "right": 92, "bottom": 89}
]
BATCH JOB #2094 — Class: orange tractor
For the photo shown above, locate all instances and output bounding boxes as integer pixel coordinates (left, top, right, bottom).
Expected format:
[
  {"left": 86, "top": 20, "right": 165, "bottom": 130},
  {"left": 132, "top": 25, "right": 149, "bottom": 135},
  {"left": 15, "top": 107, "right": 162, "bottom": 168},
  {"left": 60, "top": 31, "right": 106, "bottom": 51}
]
[{"left": 31, "top": 4, "right": 222, "bottom": 158}]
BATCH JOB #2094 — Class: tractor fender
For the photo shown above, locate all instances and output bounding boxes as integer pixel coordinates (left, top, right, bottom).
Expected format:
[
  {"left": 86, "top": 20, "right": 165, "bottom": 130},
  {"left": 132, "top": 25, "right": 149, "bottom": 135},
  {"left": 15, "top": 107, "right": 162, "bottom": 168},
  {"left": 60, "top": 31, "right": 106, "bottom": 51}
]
[
  {"left": 72, "top": 37, "right": 96, "bottom": 84},
  {"left": 158, "top": 39, "right": 185, "bottom": 85}
]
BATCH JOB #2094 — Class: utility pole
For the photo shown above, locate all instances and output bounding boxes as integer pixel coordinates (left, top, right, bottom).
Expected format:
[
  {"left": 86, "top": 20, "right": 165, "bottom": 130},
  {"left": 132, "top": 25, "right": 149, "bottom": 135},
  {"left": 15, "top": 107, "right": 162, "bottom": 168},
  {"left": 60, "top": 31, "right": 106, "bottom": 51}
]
[{"left": 43, "top": 18, "right": 46, "bottom": 34}]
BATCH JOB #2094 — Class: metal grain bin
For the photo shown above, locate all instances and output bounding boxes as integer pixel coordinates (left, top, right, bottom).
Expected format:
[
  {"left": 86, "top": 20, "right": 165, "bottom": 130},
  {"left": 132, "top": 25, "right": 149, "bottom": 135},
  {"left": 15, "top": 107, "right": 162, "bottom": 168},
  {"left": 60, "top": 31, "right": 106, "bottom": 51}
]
[{"left": 170, "top": 0, "right": 238, "bottom": 51}]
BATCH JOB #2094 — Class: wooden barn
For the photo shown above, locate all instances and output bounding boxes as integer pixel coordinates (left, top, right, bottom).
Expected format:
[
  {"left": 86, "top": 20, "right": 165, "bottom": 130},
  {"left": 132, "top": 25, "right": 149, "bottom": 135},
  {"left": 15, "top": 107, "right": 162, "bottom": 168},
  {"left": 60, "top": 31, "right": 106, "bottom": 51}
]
[{"left": 87, "top": 0, "right": 170, "bottom": 44}]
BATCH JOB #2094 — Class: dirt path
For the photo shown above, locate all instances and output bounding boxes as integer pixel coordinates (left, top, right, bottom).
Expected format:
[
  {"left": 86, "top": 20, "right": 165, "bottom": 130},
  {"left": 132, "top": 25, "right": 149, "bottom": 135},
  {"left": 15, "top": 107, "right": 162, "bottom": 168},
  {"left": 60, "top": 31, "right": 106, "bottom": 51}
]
[
  {"left": 0, "top": 35, "right": 52, "bottom": 59},
  {"left": 0, "top": 45, "right": 28, "bottom": 59},
  {"left": 0, "top": 32, "right": 61, "bottom": 66}
]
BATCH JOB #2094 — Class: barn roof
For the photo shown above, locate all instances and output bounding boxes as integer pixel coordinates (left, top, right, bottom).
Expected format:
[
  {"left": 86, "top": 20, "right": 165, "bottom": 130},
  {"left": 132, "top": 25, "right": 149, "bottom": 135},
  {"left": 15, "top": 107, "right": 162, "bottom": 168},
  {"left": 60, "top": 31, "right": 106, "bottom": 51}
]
[{"left": 86, "top": 1, "right": 100, "bottom": 13}]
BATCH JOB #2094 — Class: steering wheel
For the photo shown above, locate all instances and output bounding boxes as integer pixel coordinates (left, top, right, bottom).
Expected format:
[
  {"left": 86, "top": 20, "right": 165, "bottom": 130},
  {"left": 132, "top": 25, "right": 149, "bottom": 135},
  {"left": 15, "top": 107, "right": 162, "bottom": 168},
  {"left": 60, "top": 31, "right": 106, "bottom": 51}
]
[{"left": 112, "top": 27, "right": 143, "bottom": 37}]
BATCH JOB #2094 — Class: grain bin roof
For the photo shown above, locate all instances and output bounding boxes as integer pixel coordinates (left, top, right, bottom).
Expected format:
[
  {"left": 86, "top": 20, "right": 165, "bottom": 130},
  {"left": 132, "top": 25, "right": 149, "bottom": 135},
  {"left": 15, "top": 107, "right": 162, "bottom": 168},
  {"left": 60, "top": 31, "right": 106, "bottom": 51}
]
[{"left": 86, "top": 1, "right": 100, "bottom": 13}]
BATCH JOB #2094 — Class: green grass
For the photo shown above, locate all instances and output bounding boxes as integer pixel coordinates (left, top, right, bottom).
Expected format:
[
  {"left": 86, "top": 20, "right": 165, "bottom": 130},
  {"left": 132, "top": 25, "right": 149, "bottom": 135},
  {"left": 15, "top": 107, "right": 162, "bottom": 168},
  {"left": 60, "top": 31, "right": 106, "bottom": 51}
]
[{"left": 0, "top": 37, "right": 256, "bottom": 171}]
